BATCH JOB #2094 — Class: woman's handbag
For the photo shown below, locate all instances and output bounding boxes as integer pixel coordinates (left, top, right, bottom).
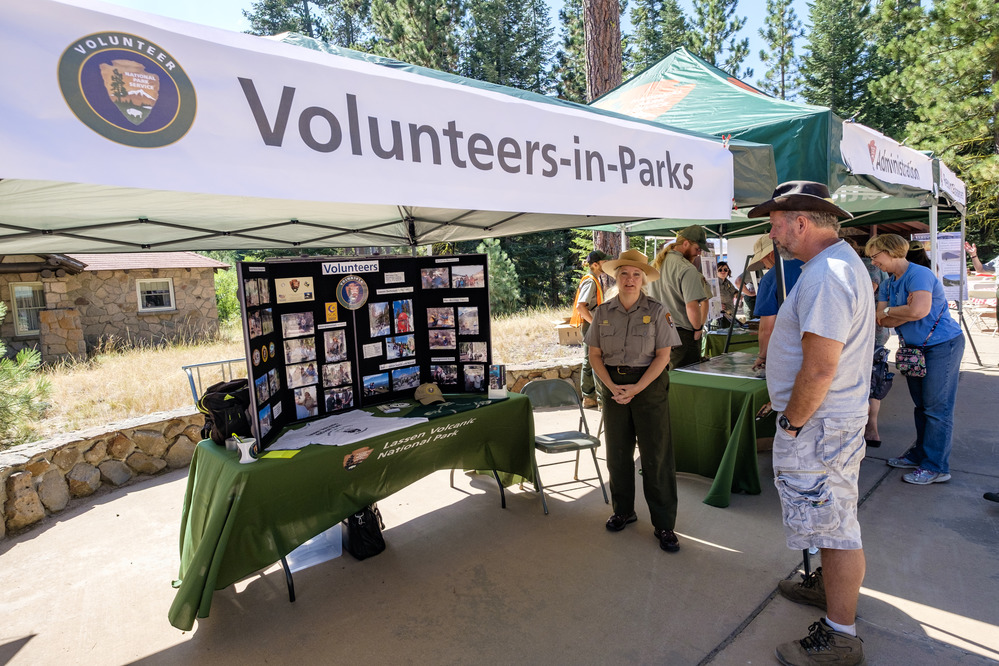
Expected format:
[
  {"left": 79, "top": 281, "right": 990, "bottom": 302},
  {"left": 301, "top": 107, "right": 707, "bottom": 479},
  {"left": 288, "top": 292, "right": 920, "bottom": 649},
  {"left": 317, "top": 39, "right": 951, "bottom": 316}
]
[
  {"left": 895, "top": 313, "right": 943, "bottom": 378},
  {"left": 342, "top": 504, "right": 386, "bottom": 560}
]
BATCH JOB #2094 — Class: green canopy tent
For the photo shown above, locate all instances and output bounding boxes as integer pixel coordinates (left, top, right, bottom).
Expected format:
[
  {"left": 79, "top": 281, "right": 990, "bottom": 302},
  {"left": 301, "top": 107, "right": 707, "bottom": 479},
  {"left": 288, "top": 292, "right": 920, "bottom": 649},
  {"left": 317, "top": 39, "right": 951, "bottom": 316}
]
[{"left": 0, "top": 1, "right": 777, "bottom": 254}]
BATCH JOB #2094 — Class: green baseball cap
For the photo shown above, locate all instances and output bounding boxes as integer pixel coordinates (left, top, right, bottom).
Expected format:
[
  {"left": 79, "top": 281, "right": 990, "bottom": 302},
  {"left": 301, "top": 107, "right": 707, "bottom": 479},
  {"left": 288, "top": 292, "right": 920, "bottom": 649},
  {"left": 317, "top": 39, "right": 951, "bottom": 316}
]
[{"left": 677, "top": 225, "right": 710, "bottom": 251}]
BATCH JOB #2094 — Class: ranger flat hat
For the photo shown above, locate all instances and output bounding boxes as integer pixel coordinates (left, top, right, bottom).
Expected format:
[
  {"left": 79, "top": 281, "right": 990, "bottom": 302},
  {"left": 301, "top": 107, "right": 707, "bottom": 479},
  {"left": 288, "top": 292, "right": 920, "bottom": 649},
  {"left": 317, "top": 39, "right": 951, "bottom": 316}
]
[
  {"left": 414, "top": 382, "right": 445, "bottom": 405},
  {"left": 601, "top": 249, "right": 660, "bottom": 281},
  {"left": 747, "top": 180, "right": 853, "bottom": 219}
]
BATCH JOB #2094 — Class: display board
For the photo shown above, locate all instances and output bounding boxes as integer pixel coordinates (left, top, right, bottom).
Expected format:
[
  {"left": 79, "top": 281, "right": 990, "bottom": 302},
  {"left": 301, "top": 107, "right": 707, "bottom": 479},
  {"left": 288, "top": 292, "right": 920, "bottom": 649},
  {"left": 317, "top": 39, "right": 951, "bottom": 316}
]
[
  {"left": 911, "top": 231, "right": 966, "bottom": 301},
  {"left": 236, "top": 255, "right": 491, "bottom": 447}
]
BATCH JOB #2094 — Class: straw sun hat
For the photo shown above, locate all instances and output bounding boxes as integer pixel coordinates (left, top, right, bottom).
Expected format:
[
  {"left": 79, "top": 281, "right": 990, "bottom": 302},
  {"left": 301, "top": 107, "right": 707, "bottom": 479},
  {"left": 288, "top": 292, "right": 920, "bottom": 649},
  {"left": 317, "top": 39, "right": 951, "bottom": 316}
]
[{"left": 601, "top": 249, "right": 660, "bottom": 281}]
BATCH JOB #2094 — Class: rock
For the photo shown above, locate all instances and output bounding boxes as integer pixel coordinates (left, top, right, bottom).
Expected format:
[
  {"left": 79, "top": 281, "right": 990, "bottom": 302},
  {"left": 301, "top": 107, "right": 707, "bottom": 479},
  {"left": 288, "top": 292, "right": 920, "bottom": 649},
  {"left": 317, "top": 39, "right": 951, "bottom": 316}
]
[
  {"left": 108, "top": 433, "right": 135, "bottom": 460},
  {"left": 165, "top": 436, "right": 196, "bottom": 469},
  {"left": 5, "top": 472, "right": 45, "bottom": 531},
  {"left": 558, "top": 366, "right": 573, "bottom": 379},
  {"left": 541, "top": 368, "right": 559, "bottom": 379},
  {"left": 52, "top": 446, "right": 82, "bottom": 471},
  {"left": 99, "top": 460, "right": 133, "bottom": 486},
  {"left": 25, "top": 459, "right": 52, "bottom": 478},
  {"left": 163, "top": 420, "right": 187, "bottom": 441},
  {"left": 131, "top": 429, "right": 168, "bottom": 458},
  {"left": 511, "top": 377, "right": 529, "bottom": 394},
  {"left": 183, "top": 423, "right": 204, "bottom": 443},
  {"left": 83, "top": 440, "right": 108, "bottom": 465},
  {"left": 38, "top": 472, "right": 70, "bottom": 512},
  {"left": 66, "top": 463, "right": 101, "bottom": 498},
  {"left": 126, "top": 451, "right": 167, "bottom": 476}
]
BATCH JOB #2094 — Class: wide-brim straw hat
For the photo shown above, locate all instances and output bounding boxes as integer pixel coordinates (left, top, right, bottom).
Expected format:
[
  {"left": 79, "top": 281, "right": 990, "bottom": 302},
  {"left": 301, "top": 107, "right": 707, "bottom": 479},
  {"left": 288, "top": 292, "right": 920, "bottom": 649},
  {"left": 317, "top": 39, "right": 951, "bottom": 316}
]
[
  {"left": 748, "top": 180, "right": 853, "bottom": 219},
  {"left": 602, "top": 249, "right": 660, "bottom": 281},
  {"left": 748, "top": 236, "right": 775, "bottom": 272}
]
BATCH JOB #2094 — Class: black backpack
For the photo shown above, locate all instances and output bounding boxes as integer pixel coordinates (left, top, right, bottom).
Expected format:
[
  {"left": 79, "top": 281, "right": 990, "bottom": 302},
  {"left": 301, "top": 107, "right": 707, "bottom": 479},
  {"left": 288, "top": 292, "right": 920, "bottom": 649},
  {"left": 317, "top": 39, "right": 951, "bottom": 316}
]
[{"left": 197, "top": 378, "right": 252, "bottom": 445}]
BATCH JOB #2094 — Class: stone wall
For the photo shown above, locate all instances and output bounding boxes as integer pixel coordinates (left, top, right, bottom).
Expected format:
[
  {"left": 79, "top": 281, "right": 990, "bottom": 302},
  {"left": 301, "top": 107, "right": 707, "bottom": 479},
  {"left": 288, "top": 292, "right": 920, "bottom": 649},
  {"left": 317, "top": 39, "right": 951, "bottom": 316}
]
[
  {"left": 0, "top": 408, "right": 203, "bottom": 541},
  {"left": 505, "top": 357, "right": 584, "bottom": 395}
]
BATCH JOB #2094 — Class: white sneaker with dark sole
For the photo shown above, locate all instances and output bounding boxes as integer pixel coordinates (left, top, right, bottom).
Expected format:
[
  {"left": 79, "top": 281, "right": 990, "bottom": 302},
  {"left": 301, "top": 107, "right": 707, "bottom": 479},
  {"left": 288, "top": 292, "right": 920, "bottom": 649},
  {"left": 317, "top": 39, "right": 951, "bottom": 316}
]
[{"left": 902, "top": 468, "right": 951, "bottom": 485}]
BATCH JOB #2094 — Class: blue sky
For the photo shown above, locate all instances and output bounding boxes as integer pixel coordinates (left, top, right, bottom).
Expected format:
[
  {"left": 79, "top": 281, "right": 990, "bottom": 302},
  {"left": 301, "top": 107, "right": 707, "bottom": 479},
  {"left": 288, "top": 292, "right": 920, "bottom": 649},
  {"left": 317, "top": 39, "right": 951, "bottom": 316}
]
[{"left": 104, "top": 0, "right": 811, "bottom": 87}]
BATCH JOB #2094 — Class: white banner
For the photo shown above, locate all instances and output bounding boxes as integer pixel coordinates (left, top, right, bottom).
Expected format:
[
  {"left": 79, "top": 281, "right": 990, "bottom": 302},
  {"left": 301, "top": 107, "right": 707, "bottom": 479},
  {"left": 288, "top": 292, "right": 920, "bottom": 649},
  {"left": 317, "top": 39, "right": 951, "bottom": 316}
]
[
  {"left": 840, "top": 122, "right": 933, "bottom": 191},
  {"left": 938, "top": 160, "right": 966, "bottom": 206},
  {"left": 0, "top": 0, "right": 734, "bottom": 221}
]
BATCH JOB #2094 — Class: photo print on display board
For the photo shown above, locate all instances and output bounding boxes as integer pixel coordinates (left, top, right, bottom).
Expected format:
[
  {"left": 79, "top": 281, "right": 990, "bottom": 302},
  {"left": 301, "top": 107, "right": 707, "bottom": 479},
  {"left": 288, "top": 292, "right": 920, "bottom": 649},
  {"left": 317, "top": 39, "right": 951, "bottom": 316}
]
[
  {"left": 261, "top": 309, "right": 274, "bottom": 335},
  {"left": 393, "top": 299, "right": 413, "bottom": 333},
  {"left": 281, "top": 312, "right": 314, "bottom": 338},
  {"left": 363, "top": 372, "right": 390, "bottom": 396},
  {"left": 259, "top": 404, "right": 272, "bottom": 436},
  {"left": 459, "top": 341, "right": 488, "bottom": 362},
  {"left": 421, "top": 267, "right": 449, "bottom": 289},
  {"left": 275, "top": 276, "right": 314, "bottom": 303},
  {"left": 267, "top": 368, "right": 280, "bottom": 395},
  {"left": 324, "top": 329, "right": 347, "bottom": 362},
  {"left": 431, "top": 363, "right": 458, "bottom": 385},
  {"left": 457, "top": 307, "right": 479, "bottom": 335},
  {"left": 322, "top": 361, "right": 352, "bottom": 388},
  {"left": 294, "top": 385, "right": 319, "bottom": 418},
  {"left": 254, "top": 374, "right": 270, "bottom": 403},
  {"left": 248, "top": 312, "right": 262, "bottom": 338},
  {"left": 284, "top": 337, "right": 317, "bottom": 364},
  {"left": 465, "top": 364, "right": 485, "bottom": 391},
  {"left": 428, "top": 328, "right": 456, "bottom": 349},
  {"left": 452, "top": 265, "right": 484, "bottom": 288},
  {"left": 256, "top": 278, "right": 271, "bottom": 304},
  {"left": 369, "top": 302, "right": 391, "bottom": 337},
  {"left": 244, "top": 277, "right": 259, "bottom": 307},
  {"left": 325, "top": 386, "right": 354, "bottom": 411},
  {"left": 427, "top": 307, "right": 454, "bottom": 328},
  {"left": 386, "top": 334, "right": 415, "bottom": 360},
  {"left": 286, "top": 361, "right": 319, "bottom": 389},
  {"left": 391, "top": 365, "right": 421, "bottom": 391}
]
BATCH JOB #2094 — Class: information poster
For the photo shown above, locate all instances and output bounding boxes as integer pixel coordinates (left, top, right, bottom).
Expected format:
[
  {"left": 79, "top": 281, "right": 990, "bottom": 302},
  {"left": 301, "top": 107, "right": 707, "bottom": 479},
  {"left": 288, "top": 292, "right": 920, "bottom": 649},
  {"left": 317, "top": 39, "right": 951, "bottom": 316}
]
[
  {"left": 236, "top": 254, "right": 491, "bottom": 447},
  {"left": 911, "top": 231, "right": 966, "bottom": 301}
]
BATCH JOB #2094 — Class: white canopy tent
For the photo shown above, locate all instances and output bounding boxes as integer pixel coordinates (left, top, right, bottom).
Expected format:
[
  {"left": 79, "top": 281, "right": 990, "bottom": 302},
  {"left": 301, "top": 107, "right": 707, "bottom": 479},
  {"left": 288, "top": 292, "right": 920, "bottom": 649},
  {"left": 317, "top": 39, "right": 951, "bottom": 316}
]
[{"left": 0, "top": 0, "right": 778, "bottom": 254}]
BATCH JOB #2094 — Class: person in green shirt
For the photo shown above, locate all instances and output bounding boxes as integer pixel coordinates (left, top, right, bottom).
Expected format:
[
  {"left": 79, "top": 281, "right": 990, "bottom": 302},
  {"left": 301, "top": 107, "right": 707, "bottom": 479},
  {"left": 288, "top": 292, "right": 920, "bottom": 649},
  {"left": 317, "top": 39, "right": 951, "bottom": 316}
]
[{"left": 649, "top": 225, "right": 712, "bottom": 369}]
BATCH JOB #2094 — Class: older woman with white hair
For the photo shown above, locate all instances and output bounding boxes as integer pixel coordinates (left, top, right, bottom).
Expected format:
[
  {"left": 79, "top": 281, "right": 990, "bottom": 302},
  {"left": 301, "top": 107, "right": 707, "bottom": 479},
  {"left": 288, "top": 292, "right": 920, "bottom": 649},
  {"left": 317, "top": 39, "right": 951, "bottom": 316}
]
[{"left": 585, "top": 249, "right": 682, "bottom": 552}]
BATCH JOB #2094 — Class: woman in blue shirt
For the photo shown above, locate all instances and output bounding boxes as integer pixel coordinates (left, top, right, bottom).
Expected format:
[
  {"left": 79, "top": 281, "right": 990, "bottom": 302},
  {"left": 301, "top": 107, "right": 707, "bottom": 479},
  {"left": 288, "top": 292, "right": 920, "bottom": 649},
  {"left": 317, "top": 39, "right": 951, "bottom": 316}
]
[{"left": 866, "top": 234, "right": 964, "bottom": 485}]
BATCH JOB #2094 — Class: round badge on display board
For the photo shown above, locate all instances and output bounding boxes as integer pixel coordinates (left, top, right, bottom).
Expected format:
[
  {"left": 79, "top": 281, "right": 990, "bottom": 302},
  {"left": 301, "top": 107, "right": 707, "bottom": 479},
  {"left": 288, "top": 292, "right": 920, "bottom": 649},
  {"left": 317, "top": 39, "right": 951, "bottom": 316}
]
[
  {"left": 252, "top": 349, "right": 261, "bottom": 366},
  {"left": 337, "top": 275, "right": 369, "bottom": 310},
  {"left": 261, "top": 345, "right": 269, "bottom": 363}
]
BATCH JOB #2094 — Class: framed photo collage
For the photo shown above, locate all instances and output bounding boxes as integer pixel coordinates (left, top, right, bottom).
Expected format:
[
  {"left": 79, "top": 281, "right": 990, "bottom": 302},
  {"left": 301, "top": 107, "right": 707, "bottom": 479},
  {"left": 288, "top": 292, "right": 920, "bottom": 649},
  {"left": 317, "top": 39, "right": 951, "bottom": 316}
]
[{"left": 237, "top": 254, "right": 491, "bottom": 447}]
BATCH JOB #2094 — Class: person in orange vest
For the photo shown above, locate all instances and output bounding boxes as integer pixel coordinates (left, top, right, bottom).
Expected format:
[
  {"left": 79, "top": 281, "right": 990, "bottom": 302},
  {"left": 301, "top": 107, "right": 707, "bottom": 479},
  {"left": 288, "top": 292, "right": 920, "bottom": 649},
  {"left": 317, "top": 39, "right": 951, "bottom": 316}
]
[{"left": 572, "top": 250, "right": 609, "bottom": 408}]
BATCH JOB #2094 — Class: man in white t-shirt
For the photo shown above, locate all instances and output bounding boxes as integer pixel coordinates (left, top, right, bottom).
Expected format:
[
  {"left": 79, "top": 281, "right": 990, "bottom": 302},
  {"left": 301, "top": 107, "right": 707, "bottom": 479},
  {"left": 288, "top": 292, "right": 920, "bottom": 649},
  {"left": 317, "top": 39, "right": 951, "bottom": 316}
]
[{"left": 748, "top": 181, "right": 874, "bottom": 666}]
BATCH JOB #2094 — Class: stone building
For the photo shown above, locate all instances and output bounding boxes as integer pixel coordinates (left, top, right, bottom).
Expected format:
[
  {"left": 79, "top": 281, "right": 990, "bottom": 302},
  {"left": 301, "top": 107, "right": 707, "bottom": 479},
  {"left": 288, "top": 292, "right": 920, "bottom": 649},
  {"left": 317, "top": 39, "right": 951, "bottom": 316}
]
[{"left": 0, "top": 252, "right": 229, "bottom": 362}]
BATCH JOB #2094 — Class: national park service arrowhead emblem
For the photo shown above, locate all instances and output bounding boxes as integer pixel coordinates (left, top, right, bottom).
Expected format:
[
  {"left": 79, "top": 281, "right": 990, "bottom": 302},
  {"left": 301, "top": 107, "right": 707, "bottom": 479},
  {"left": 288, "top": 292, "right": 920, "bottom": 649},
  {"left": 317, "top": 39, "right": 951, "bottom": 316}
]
[
  {"left": 867, "top": 140, "right": 877, "bottom": 165},
  {"left": 58, "top": 32, "right": 196, "bottom": 147}
]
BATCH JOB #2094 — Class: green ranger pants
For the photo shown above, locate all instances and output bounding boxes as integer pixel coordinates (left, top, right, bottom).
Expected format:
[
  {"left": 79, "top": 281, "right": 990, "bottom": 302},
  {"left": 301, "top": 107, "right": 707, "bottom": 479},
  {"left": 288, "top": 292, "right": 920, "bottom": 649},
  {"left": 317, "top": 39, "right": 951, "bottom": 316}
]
[
  {"left": 671, "top": 327, "right": 702, "bottom": 370},
  {"left": 599, "top": 366, "right": 677, "bottom": 531},
  {"left": 580, "top": 322, "right": 602, "bottom": 402}
]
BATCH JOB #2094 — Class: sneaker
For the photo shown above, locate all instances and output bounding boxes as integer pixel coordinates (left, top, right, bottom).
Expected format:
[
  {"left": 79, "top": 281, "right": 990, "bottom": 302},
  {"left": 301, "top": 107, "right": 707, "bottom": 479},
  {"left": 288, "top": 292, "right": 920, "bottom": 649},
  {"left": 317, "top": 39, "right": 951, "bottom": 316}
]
[
  {"left": 903, "top": 468, "right": 951, "bottom": 485},
  {"left": 775, "top": 619, "right": 866, "bottom": 666},
  {"left": 605, "top": 512, "right": 637, "bottom": 531},
  {"left": 654, "top": 528, "right": 680, "bottom": 552},
  {"left": 887, "top": 456, "right": 919, "bottom": 469},
  {"left": 984, "top": 491, "right": 999, "bottom": 503},
  {"left": 778, "top": 568, "right": 827, "bottom": 610}
]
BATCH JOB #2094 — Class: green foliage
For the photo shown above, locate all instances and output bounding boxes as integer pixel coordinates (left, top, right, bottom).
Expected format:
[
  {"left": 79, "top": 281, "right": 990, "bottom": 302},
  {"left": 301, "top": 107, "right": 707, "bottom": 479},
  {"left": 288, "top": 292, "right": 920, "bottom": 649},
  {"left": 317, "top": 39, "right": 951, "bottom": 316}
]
[
  {"left": 462, "top": 0, "right": 555, "bottom": 93},
  {"left": 570, "top": 229, "right": 596, "bottom": 278},
  {"left": 0, "top": 302, "right": 50, "bottom": 449},
  {"left": 861, "top": 0, "right": 920, "bottom": 138},
  {"left": 881, "top": 0, "right": 999, "bottom": 237},
  {"left": 799, "top": 0, "right": 870, "bottom": 117},
  {"left": 553, "top": 0, "right": 587, "bottom": 102},
  {"left": 755, "top": 0, "right": 802, "bottom": 99},
  {"left": 688, "top": 0, "right": 752, "bottom": 79},
  {"left": 370, "top": 0, "right": 464, "bottom": 70},
  {"left": 244, "top": 0, "right": 373, "bottom": 48},
  {"left": 476, "top": 238, "right": 522, "bottom": 315},
  {"left": 625, "top": 0, "right": 688, "bottom": 75},
  {"left": 498, "top": 230, "right": 576, "bottom": 307}
]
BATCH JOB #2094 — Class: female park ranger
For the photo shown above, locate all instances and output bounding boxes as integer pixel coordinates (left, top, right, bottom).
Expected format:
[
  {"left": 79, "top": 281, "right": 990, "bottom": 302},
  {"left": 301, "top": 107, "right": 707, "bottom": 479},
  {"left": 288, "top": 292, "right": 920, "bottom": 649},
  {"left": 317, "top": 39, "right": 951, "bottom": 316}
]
[{"left": 585, "top": 249, "right": 682, "bottom": 552}]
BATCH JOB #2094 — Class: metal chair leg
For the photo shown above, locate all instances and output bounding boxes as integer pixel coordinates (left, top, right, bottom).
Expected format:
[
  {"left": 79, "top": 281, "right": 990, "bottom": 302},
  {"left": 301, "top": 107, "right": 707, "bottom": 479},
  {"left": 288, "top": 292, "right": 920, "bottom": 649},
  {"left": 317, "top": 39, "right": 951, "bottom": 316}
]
[
  {"left": 590, "top": 448, "right": 609, "bottom": 504},
  {"left": 533, "top": 460, "right": 549, "bottom": 515},
  {"left": 281, "top": 556, "right": 296, "bottom": 603}
]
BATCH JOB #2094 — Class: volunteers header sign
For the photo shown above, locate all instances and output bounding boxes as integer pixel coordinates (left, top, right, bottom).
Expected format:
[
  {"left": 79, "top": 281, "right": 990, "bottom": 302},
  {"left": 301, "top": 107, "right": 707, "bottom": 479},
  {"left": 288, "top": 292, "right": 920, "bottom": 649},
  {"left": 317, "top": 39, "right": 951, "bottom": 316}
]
[
  {"left": 840, "top": 122, "right": 933, "bottom": 192},
  {"left": 0, "top": 0, "right": 734, "bottom": 221}
]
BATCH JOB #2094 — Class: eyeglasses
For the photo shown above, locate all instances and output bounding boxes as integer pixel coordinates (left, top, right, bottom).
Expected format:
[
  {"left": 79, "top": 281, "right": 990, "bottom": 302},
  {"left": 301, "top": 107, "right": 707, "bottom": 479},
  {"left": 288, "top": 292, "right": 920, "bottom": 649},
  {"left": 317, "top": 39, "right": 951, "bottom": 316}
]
[{"left": 718, "top": 268, "right": 730, "bottom": 273}]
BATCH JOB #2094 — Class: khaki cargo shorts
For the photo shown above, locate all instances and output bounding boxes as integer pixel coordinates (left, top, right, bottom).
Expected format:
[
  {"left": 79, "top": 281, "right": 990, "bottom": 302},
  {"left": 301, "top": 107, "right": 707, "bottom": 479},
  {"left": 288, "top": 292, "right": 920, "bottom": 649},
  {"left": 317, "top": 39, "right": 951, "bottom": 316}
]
[{"left": 772, "top": 414, "right": 867, "bottom": 551}]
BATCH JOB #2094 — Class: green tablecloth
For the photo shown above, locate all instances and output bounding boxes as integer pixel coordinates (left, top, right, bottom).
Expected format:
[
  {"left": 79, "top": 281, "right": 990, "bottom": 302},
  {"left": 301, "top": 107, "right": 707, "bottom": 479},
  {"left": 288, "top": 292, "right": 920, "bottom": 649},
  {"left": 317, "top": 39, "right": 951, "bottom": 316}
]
[
  {"left": 702, "top": 330, "right": 759, "bottom": 358},
  {"left": 168, "top": 393, "right": 535, "bottom": 630},
  {"left": 668, "top": 371, "right": 774, "bottom": 508}
]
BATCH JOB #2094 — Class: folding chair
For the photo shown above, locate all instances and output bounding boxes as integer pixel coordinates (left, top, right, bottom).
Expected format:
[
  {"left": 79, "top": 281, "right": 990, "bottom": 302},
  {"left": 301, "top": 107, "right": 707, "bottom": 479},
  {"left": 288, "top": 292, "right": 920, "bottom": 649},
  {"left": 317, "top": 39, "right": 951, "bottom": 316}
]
[
  {"left": 521, "top": 379, "right": 609, "bottom": 514},
  {"left": 966, "top": 288, "right": 998, "bottom": 336}
]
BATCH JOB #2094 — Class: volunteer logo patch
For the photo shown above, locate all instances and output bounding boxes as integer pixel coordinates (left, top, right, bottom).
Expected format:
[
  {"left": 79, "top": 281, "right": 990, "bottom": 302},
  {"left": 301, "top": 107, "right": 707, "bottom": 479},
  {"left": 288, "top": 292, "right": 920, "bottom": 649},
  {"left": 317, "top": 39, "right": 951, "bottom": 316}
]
[{"left": 58, "top": 32, "right": 196, "bottom": 147}]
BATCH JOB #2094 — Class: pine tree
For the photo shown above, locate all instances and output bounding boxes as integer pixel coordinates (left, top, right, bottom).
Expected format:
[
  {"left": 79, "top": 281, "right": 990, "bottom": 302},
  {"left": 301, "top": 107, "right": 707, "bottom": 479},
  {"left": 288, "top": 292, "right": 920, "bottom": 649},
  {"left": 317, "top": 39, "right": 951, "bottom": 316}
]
[
  {"left": 244, "top": 0, "right": 330, "bottom": 39},
  {"left": 499, "top": 231, "right": 577, "bottom": 308},
  {"left": 462, "top": 0, "right": 554, "bottom": 93},
  {"left": 0, "top": 302, "right": 50, "bottom": 449},
  {"left": 369, "top": 0, "right": 464, "bottom": 71},
  {"left": 553, "top": 0, "right": 587, "bottom": 102},
  {"left": 799, "top": 0, "right": 870, "bottom": 118},
  {"left": 477, "top": 238, "right": 523, "bottom": 315},
  {"left": 626, "top": 0, "right": 688, "bottom": 75},
  {"left": 884, "top": 0, "right": 999, "bottom": 236},
  {"left": 862, "top": 0, "right": 920, "bottom": 138},
  {"left": 755, "top": 0, "right": 802, "bottom": 99},
  {"left": 688, "top": 0, "right": 752, "bottom": 79}
]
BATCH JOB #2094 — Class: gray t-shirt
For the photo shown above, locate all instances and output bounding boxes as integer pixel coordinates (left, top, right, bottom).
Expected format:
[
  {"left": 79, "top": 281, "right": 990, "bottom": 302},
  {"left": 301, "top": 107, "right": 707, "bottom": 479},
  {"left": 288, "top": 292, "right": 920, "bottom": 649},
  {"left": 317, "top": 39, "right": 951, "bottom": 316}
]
[{"left": 766, "top": 240, "right": 875, "bottom": 418}]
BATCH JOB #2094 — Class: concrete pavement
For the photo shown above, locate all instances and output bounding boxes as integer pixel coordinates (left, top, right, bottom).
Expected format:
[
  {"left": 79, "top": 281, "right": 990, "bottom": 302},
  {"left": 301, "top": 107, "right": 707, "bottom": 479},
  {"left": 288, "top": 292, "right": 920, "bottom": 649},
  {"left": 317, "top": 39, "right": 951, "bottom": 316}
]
[{"left": 1, "top": 327, "right": 997, "bottom": 665}]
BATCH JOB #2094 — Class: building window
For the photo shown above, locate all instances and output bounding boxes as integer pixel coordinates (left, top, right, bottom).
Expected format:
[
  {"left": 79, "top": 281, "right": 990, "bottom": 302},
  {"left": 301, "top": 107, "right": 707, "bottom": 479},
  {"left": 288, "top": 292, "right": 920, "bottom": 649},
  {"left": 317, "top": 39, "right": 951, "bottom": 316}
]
[
  {"left": 10, "top": 282, "right": 45, "bottom": 336},
  {"left": 136, "top": 278, "right": 175, "bottom": 312}
]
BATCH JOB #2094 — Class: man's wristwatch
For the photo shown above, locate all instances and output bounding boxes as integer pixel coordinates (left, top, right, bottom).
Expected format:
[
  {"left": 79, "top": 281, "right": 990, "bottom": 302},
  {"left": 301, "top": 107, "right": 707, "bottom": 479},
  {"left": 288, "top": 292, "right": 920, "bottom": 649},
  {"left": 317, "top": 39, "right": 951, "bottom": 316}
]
[
  {"left": 882, "top": 306, "right": 891, "bottom": 317},
  {"left": 778, "top": 414, "right": 803, "bottom": 436}
]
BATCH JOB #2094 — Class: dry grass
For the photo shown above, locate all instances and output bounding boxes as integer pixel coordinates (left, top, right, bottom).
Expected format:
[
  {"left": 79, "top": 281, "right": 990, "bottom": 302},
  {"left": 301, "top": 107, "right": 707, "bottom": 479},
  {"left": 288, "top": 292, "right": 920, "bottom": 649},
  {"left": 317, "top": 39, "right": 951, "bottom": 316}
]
[{"left": 27, "top": 309, "right": 582, "bottom": 441}]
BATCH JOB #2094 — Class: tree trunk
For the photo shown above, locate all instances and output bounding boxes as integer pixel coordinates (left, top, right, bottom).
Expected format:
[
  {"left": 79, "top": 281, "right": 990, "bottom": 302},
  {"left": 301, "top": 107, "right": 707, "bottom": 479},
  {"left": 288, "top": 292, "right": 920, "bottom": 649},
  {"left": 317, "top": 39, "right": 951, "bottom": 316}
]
[
  {"left": 582, "top": 0, "right": 623, "bottom": 103},
  {"left": 593, "top": 230, "right": 623, "bottom": 259}
]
